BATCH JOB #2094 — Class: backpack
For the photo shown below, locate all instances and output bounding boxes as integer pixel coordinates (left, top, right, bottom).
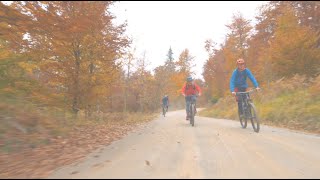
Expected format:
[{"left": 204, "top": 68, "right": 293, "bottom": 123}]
[
  {"left": 187, "top": 84, "right": 196, "bottom": 90},
  {"left": 185, "top": 84, "right": 196, "bottom": 93}
]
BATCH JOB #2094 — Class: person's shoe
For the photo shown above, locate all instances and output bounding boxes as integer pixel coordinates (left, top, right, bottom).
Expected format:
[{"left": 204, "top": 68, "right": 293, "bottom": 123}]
[{"left": 186, "top": 116, "right": 189, "bottom": 120}]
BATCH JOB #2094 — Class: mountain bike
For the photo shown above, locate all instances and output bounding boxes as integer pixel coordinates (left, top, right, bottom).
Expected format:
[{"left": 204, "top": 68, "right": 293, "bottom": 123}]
[
  {"left": 236, "top": 89, "right": 260, "bottom": 133},
  {"left": 186, "top": 95, "right": 197, "bottom": 127}
]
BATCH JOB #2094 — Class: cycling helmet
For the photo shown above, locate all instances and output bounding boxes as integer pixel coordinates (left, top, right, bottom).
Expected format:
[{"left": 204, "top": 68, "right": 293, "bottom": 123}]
[
  {"left": 236, "top": 58, "right": 245, "bottom": 64},
  {"left": 186, "top": 76, "right": 193, "bottom": 82}
]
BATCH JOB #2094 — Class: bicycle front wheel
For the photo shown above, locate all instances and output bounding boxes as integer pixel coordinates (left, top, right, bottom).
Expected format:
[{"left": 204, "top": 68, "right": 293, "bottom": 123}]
[
  {"left": 190, "top": 104, "right": 195, "bottom": 127},
  {"left": 239, "top": 110, "right": 247, "bottom": 128},
  {"left": 249, "top": 102, "right": 260, "bottom": 133}
]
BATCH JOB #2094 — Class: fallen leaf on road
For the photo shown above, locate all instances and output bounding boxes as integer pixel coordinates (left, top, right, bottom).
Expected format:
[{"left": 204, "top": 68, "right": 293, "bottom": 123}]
[
  {"left": 0, "top": 113, "right": 157, "bottom": 179},
  {"left": 145, "top": 160, "right": 150, "bottom": 166}
]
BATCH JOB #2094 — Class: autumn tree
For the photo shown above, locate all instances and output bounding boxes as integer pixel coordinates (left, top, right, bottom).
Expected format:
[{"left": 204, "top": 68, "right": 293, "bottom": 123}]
[
  {"left": 154, "top": 47, "right": 178, "bottom": 107},
  {"left": 169, "top": 48, "right": 196, "bottom": 107},
  {"left": 273, "top": 1, "right": 320, "bottom": 32},
  {"left": 268, "top": 5, "right": 320, "bottom": 78},
  {"left": 223, "top": 12, "right": 253, "bottom": 71},
  {"left": 202, "top": 1, "right": 319, "bottom": 105},
  {"left": 3, "top": 1, "right": 130, "bottom": 117},
  {"left": 176, "top": 48, "right": 194, "bottom": 75},
  {"left": 203, "top": 39, "right": 220, "bottom": 99},
  {"left": 121, "top": 48, "right": 135, "bottom": 113},
  {"left": 248, "top": 2, "right": 291, "bottom": 85},
  {"left": 165, "top": 46, "right": 175, "bottom": 73},
  {"left": 153, "top": 65, "right": 167, "bottom": 102},
  {"left": 175, "top": 48, "right": 195, "bottom": 91},
  {"left": 203, "top": 48, "right": 227, "bottom": 99},
  {"left": 121, "top": 50, "right": 157, "bottom": 112},
  {"left": 136, "top": 51, "right": 149, "bottom": 112},
  {"left": 203, "top": 13, "right": 252, "bottom": 100}
]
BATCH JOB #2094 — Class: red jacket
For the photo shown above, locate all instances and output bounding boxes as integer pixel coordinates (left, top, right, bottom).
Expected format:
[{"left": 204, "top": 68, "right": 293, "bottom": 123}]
[{"left": 181, "top": 82, "right": 202, "bottom": 96}]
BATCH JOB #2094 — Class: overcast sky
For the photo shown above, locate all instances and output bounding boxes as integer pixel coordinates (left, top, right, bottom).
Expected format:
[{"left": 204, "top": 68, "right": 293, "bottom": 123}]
[
  {"left": 2, "top": 1, "right": 267, "bottom": 80},
  {"left": 110, "top": 1, "right": 268, "bottom": 79}
]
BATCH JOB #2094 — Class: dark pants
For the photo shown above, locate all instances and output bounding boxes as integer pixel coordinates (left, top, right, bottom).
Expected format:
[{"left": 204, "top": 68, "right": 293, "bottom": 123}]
[
  {"left": 162, "top": 103, "right": 168, "bottom": 111},
  {"left": 235, "top": 87, "right": 247, "bottom": 115},
  {"left": 185, "top": 95, "right": 197, "bottom": 115}
]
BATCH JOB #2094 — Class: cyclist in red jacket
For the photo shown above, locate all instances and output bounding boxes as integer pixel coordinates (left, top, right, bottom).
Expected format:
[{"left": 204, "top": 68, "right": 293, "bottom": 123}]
[{"left": 181, "top": 76, "right": 202, "bottom": 120}]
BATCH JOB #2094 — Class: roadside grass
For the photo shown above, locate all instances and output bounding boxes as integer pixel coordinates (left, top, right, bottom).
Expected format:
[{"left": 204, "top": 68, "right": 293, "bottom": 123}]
[
  {"left": 0, "top": 110, "right": 157, "bottom": 178},
  {"left": 0, "top": 79, "right": 158, "bottom": 178},
  {"left": 0, "top": 78, "right": 158, "bottom": 154},
  {"left": 199, "top": 74, "right": 320, "bottom": 134}
]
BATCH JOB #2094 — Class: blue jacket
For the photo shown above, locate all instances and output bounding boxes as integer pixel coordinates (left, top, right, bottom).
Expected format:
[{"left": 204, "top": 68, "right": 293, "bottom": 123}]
[
  {"left": 162, "top": 96, "right": 169, "bottom": 105},
  {"left": 230, "top": 68, "right": 259, "bottom": 92}
]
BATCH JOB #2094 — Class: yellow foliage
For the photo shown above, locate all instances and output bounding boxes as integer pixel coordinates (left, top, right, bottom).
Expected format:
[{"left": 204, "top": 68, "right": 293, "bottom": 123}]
[
  {"left": 309, "top": 75, "right": 320, "bottom": 97},
  {"left": 268, "top": 5, "right": 320, "bottom": 78},
  {"left": 0, "top": 50, "right": 11, "bottom": 60},
  {"left": 2, "top": 87, "right": 15, "bottom": 93},
  {"left": 18, "top": 62, "right": 38, "bottom": 74},
  {"left": 199, "top": 74, "right": 320, "bottom": 133}
]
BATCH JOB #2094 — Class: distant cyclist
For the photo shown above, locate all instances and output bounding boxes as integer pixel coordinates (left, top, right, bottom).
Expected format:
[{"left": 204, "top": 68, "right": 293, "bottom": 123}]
[
  {"left": 230, "top": 58, "right": 260, "bottom": 118},
  {"left": 162, "top": 95, "right": 169, "bottom": 112},
  {"left": 181, "top": 76, "right": 201, "bottom": 120}
]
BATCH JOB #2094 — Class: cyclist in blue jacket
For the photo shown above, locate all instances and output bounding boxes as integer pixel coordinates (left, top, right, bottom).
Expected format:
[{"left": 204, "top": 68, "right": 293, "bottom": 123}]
[
  {"left": 230, "top": 58, "right": 260, "bottom": 117},
  {"left": 162, "top": 95, "right": 169, "bottom": 112}
]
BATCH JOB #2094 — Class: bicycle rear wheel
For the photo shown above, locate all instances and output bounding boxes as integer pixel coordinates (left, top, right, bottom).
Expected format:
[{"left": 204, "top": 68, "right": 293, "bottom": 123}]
[
  {"left": 163, "top": 107, "right": 166, "bottom": 117},
  {"left": 249, "top": 103, "right": 260, "bottom": 133}
]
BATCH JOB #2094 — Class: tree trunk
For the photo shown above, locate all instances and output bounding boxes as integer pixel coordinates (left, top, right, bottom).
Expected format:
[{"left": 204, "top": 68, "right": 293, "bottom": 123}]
[{"left": 72, "top": 47, "right": 81, "bottom": 117}]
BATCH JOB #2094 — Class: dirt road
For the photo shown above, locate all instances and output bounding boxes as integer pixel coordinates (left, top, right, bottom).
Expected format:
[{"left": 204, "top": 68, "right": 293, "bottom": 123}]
[{"left": 48, "top": 110, "right": 320, "bottom": 178}]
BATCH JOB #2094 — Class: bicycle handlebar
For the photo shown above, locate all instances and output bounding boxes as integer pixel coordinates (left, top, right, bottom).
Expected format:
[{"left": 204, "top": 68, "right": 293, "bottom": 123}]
[
  {"left": 184, "top": 94, "right": 199, "bottom": 97},
  {"left": 235, "top": 89, "right": 259, "bottom": 95}
]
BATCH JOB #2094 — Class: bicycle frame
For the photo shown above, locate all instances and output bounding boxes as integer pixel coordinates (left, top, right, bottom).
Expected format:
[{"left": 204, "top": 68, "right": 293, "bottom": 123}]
[
  {"left": 162, "top": 103, "right": 168, "bottom": 117},
  {"left": 186, "top": 95, "right": 197, "bottom": 126},
  {"left": 235, "top": 89, "right": 260, "bottom": 132},
  {"left": 236, "top": 90, "right": 255, "bottom": 117}
]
